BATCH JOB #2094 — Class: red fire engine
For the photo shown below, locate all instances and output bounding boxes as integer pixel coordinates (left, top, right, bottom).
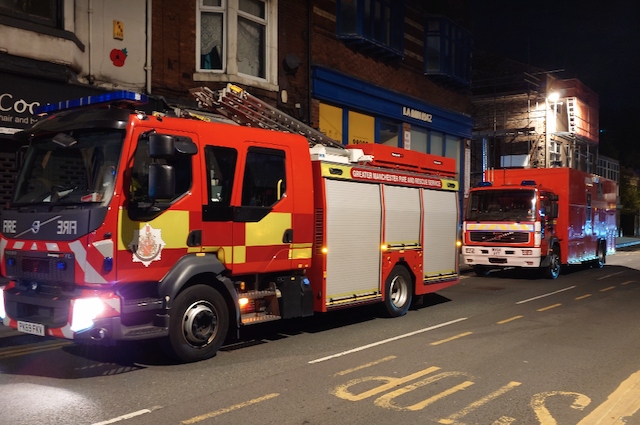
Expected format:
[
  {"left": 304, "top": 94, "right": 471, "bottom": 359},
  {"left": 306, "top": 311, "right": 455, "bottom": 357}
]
[
  {"left": 462, "top": 168, "right": 617, "bottom": 279},
  {"left": 0, "top": 85, "right": 460, "bottom": 362}
]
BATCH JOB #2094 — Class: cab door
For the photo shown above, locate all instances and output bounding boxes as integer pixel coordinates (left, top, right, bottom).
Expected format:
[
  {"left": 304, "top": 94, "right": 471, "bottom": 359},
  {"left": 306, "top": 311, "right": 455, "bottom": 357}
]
[{"left": 231, "top": 145, "right": 294, "bottom": 274}]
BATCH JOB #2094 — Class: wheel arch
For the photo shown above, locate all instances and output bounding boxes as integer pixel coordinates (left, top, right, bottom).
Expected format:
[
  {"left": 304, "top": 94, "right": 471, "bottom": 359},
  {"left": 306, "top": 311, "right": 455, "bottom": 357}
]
[{"left": 158, "top": 254, "right": 240, "bottom": 334}]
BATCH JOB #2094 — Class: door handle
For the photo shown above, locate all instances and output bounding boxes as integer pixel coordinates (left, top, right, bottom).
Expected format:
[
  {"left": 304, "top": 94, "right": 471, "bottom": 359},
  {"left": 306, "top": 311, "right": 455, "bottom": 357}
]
[{"left": 283, "top": 229, "right": 293, "bottom": 244}]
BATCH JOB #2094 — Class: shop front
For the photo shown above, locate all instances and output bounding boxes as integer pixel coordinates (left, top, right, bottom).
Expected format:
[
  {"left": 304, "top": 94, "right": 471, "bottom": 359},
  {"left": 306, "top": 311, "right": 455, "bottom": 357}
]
[
  {"left": 0, "top": 70, "right": 105, "bottom": 205},
  {"left": 312, "top": 67, "right": 473, "bottom": 200}
]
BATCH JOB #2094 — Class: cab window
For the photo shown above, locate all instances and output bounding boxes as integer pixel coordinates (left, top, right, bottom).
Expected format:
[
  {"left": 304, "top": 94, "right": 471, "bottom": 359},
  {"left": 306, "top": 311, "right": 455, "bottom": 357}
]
[{"left": 241, "top": 148, "right": 286, "bottom": 207}]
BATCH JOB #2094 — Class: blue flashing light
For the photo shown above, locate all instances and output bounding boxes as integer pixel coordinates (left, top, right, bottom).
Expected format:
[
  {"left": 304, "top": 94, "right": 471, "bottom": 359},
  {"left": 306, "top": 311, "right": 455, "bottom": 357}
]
[
  {"left": 56, "top": 261, "right": 67, "bottom": 271},
  {"left": 521, "top": 180, "right": 537, "bottom": 186},
  {"left": 103, "top": 257, "right": 113, "bottom": 272},
  {"left": 35, "top": 91, "right": 149, "bottom": 115},
  {"left": 7, "top": 258, "right": 15, "bottom": 267},
  {"left": 477, "top": 181, "right": 493, "bottom": 187}
]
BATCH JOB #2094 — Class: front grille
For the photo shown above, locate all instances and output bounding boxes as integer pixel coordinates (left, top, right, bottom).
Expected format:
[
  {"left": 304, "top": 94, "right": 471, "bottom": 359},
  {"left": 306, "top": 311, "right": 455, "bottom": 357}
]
[
  {"left": 6, "top": 253, "right": 75, "bottom": 284},
  {"left": 22, "top": 258, "right": 51, "bottom": 274},
  {"left": 470, "top": 231, "right": 529, "bottom": 244}
]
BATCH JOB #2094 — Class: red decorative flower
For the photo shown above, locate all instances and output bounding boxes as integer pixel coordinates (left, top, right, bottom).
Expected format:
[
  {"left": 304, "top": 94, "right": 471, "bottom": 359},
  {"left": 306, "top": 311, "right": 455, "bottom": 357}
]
[{"left": 110, "top": 48, "right": 128, "bottom": 67}]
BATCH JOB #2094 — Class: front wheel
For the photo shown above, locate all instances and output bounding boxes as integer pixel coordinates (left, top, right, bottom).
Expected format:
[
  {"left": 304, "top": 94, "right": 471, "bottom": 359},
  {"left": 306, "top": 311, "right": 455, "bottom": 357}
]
[
  {"left": 383, "top": 266, "right": 413, "bottom": 317},
  {"left": 473, "top": 265, "right": 491, "bottom": 277},
  {"left": 544, "top": 248, "right": 561, "bottom": 279},
  {"left": 164, "top": 284, "right": 229, "bottom": 363}
]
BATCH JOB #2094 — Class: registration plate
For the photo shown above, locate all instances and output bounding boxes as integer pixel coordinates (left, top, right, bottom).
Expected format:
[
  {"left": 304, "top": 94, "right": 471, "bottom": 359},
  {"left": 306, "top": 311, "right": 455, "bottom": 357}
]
[
  {"left": 491, "top": 248, "right": 502, "bottom": 256},
  {"left": 17, "top": 321, "right": 45, "bottom": 336}
]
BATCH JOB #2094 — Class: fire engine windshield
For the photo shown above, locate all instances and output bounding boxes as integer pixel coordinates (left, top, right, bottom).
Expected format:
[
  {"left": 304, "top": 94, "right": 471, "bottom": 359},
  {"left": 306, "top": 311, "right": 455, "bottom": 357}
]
[
  {"left": 11, "top": 130, "right": 124, "bottom": 207},
  {"left": 466, "top": 189, "right": 537, "bottom": 222}
]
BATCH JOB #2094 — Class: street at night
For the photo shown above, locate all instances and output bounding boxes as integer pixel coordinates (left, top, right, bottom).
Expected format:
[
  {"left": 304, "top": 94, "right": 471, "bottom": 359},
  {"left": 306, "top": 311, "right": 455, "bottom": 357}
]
[{"left": 1, "top": 245, "right": 639, "bottom": 425}]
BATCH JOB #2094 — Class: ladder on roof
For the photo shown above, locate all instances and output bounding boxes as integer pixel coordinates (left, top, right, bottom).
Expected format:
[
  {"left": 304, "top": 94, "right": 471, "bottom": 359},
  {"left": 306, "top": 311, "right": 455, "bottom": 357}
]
[{"left": 190, "top": 83, "right": 344, "bottom": 149}]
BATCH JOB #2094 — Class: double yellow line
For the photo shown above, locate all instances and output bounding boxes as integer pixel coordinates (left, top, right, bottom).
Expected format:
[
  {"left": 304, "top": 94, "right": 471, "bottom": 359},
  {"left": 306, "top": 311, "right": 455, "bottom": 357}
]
[{"left": 0, "top": 340, "right": 72, "bottom": 359}]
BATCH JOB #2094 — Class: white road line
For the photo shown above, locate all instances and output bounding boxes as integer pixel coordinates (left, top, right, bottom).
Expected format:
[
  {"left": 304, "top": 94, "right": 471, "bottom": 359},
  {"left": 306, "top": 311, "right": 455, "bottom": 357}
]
[
  {"left": 597, "top": 271, "right": 625, "bottom": 280},
  {"left": 92, "top": 407, "right": 161, "bottom": 425},
  {"left": 308, "top": 317, "right": 468, "bottom": 364},
  {"left": 515, "top": 286, "right": 576, "bottom": 304}
]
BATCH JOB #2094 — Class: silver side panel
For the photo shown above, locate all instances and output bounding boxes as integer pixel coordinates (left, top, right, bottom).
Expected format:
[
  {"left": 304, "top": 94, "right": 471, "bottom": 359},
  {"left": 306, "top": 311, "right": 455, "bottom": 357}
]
[
  {"left": 383, "top": 185, "right": 421, "bottom": 246},
  {"left": 423, "top": 189, "right": 458, "bottom": 279},
  {"left": 325, "top": 179, "right": 382, "bottom": 304}
]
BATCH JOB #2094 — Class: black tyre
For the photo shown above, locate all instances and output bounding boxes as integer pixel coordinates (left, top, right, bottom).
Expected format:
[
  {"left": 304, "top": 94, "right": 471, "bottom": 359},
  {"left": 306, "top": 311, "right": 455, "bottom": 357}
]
[
  {"left": 383, "top": 266, "right": 413, "bottom": 317},
  {"left": 593, "top": 242, "right": 606, "bottom": 268},
  {"left": 165, "top": 284, "right": 229, "bottom": 363},
  {"left": 473, "top": 265, "right": 491, "bottom": 277},
  {"left": 544, "top": 248, "right": 561, "bottom": 279}
]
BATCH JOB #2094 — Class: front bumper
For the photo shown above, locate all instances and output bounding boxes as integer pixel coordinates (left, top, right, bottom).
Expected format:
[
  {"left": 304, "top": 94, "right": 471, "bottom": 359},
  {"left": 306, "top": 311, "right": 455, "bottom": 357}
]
[{"left": 462, "top": 245, "right": 542, "bottom": 268}]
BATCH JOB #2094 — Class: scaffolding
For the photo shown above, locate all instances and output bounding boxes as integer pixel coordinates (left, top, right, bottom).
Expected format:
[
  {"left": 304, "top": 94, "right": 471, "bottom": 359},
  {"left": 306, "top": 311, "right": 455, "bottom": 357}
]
[{"left": 470, "top": 53, "right": 599, "bottom": 185}]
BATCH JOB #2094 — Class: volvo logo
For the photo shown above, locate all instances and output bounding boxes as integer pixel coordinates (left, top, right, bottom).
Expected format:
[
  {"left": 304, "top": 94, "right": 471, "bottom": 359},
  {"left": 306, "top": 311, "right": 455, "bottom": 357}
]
[{"left": 31, "top": 220, "right": 41, "bottom": 234}]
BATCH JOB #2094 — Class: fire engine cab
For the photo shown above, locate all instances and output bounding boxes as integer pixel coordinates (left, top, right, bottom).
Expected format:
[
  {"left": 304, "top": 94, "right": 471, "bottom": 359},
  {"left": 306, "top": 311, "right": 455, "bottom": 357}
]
[{"left": 0, "top": 85, "right": 460, "bottom": 362}]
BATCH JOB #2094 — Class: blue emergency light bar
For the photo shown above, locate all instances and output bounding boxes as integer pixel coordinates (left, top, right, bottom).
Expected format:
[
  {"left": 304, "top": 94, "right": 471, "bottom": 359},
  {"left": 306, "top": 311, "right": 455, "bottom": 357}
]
[
  {"left": 477, "top": 181, "right": 493, "bottom": 187},
  {"left": 35, "top": 91, "right": 149, "bottom": 115},
  {"left": 521, "top": 180, "right": 537, "bottom": 186}
]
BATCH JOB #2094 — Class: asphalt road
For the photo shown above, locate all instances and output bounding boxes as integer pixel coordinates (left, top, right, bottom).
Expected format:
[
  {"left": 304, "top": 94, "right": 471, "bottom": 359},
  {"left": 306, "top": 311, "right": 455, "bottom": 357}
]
[{"left": 1, "top": 246, "right": 640, "bottom": 425}]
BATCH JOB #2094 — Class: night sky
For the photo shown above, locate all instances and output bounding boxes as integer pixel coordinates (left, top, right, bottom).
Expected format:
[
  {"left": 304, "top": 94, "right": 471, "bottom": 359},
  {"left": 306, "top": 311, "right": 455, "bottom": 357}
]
[{"left": 467, "top": 1, "right": 640, "bottom": 166}]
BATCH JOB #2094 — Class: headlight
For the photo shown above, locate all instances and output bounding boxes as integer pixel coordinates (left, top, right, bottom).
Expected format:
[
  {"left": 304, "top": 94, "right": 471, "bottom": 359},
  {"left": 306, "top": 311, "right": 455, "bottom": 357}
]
[
  {"left": 0, "top": 287, "right": 5, "bottom": 320},
  {"left": 70, "top": 298, "right": 105, "bottom": 332}
]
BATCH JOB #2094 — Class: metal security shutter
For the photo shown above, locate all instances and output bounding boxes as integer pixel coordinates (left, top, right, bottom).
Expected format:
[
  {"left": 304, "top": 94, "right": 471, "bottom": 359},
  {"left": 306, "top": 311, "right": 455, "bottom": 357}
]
[
  {"left": 325, "top": 179, "right": 381, "bottom": 303},
  {"left": 383, "top": 185, "right": 421, "bottom": 245},
  {"left": 423, "top": 189, "right": 458, "bottom": 279}
]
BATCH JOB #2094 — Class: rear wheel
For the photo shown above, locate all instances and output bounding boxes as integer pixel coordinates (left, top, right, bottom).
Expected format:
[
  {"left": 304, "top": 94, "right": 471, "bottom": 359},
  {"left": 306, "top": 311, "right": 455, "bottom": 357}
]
[
  {"left": 383, "top": 266, "right": 413, "bottom": 317},
  {"left": 164, "top": 284, "right": 229, "bottom": 363},
  {"left": 544, "top": 248, "right": 561, "bottom": 279},
  {"left": 593, "top": 242, "right": 606, "bottom": 268}
]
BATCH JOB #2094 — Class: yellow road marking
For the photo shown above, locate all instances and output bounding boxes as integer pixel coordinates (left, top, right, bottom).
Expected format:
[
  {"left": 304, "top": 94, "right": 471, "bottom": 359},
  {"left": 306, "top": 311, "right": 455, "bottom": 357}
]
[
  {"left": 438, "top": 381, "right": 522, "bottom": 424},
  {"left": 430, "top": 332, "right": 473, "bottom": 346},
  {"left": 577, "top": 370, "right": 640, "bottom": 424},
  {"left": 537, "top": 303, "right": 561, "bottom": 312},
  {"left": 334, "top": 356, "right": 397, "bottom": 376},
  {"left": 181, "top": 393, "right": 279, "bottom": 424},
  {"left": 497, "top": 316, "right": 523, "bottom": 325},
  {"left": 375, "top": 373, "right": 474, "bottom": 411},
  {"left": 492, "top": 417, "right": 516, "bottom": 425},
  {"left": 531, "top": 391, "right": 591, "bottom": 424},
  {"left": 332, "top": 367, "right": 441, "bottom": 402},
  {"left": 600, "top": 286, "right": 616, "bottom": 292},
  {"left": 0, "top": 341, "right": 72, "bottom": 359},
  {"left": 575, "top": 294, "right": 592, "bottom": 300},
  {"left": 621, "top": 280, "right": 634, "bottom": 285}
]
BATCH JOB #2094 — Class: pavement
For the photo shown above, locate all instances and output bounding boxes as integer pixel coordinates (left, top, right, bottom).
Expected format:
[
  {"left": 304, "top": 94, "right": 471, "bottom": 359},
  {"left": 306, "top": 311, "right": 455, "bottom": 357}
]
[{"left": 460, "top": 236, "right": 640, "bottom": 273}]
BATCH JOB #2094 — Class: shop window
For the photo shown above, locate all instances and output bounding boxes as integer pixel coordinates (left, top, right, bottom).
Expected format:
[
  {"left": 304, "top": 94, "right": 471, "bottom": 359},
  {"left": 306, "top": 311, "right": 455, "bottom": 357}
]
[
  {"left": 0, "top": 0, "right": 61, "bottom": 28},
  {"left": 444, "top": 135, "right": 460, "bottom": 176},
  {"left": 336, "top": 0, "right": 404, "bottom": 60},
  {"left": 410, "top": 128, "right": 427, "bottom": 153},
  {"left": 424, "top": 17, "right": 471, "bottom": 86},
  {"left": 379, "top": 120, "right": 399, "bottom": 147},
  {"left": 319, "top": 103, "right": 344, "bottom": 143},
  {"left": 429, "top": 131, "right": 443, "bottom": 156},
  {"left": 348, "top": 110, "right": 375, "bottom": 145},
  {"left": 197, "top": 0, "right": 277, "bottom": 87}
]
